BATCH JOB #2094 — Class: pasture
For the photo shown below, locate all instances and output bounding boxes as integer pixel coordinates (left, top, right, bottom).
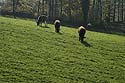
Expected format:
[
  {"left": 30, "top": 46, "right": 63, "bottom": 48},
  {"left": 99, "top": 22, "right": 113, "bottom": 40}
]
[{"left": 0, "top": 16, "right": 125, "bottom": 83}]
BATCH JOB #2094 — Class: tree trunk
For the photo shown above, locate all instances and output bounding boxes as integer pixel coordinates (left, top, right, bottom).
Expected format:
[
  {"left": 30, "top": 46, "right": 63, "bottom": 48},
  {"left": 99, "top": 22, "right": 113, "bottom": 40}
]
[
  {"left": 55, "top": 0, "right": 57, "bottom": 18},
  {"left": 80, "top": 0, "right": 90, "bottom": 26},
  {"left": 49, "top": 0, "right": 51, "bottom": 20},
  {"left": 118, "top": 0, "right": 120, "bottom": 22},
  {"left": 68, "top": 0, "right": 72, "bottom": 22},
  {"left": 51, "top": 0, "right": 54, "bottom": 19},
  {"left": 60, "top": 0, "right": 63, "bottom": 17},
  {"left": 13, "top": 0, "right": 16, "bottom": 18},
  {"left": 113, "top": 0, "right": 116, "bottom": 22},
  {"left": 121, "top": 0, "right": 124, "bottom": 22},
  {"left": 38, "top": 0, "right": 41, "bottom": 17},
  {"left": 92, "top": 0, "right": 96, "bottom": 23},
  {"left": 99, "top": 0, "right": 102, "bottom": 23},
  {"left": 42, "top": 0, "right": 45, "bottom": 14}
]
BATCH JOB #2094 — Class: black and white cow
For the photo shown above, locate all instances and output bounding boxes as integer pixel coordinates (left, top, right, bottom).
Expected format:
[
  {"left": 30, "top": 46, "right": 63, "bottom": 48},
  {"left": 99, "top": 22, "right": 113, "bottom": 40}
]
[
  {"left": 54, "top": 20, "right": 61, "bottom": 33},
  {"left": 36, "top": 15, "right": 48, "bottom": 26},
  {"left": 87, "top": 23, "right": 92, "bottom": 28},
  {"left": 78, "top": 26, "right": 86, "bottom": 42}
]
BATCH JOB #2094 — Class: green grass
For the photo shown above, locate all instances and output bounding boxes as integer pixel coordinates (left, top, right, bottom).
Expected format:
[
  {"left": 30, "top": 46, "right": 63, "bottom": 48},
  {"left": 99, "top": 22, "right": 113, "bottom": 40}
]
[{"left": 0, "top": 16, "right": 125, "bottom": 83}]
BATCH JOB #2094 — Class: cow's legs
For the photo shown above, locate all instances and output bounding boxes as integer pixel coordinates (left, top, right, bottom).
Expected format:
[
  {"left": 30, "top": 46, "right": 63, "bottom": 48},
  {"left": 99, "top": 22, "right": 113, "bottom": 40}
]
[
  {"left": 45, "top": 21, "right": 47, "bottom": 27},
  {"left": 81, "top": 37, "right": 83, "bottom": 42},
  {"left": 79, "top": 37, "right": 80, "bottom": 41}
]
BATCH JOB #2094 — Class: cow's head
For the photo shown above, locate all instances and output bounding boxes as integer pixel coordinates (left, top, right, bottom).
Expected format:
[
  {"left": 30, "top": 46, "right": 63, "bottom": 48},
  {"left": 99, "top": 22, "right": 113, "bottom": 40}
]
[{"left": 35, "top": 19, "right": 39, "bottom": 26}]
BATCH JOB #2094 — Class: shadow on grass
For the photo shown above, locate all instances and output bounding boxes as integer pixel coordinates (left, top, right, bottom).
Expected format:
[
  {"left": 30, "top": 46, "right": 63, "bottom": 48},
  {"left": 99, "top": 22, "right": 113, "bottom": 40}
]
[
  {"left": 81, "top": 41, "right": 92, "bottom": 47},
  {"left": 88, "top": 23, "right": 125, "bottom": 36},
  {"left": 57, "top": 32, "right": 63, "bottom": 35},
  {"left": 89, "top": 28, "right": 125, "bottom": 36},
  {"left": 39, "top": 25, "right": 50, "bottom": 28},
  {"left": 58, "top": 22, "right": 125, "bottom": 36}
]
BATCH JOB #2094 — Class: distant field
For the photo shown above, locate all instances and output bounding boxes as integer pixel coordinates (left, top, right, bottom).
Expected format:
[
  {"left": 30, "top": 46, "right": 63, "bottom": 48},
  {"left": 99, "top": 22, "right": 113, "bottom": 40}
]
[{"left": 0, "top": 16, "right": 125, "bottom": 83}]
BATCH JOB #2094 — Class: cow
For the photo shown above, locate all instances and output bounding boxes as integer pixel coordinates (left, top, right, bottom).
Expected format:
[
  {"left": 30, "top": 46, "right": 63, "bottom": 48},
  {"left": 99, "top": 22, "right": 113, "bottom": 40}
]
[
  {"left": 54, "top": 20, "right": 61, "bottom": 33},
  {"left": 36, "top": 15, "right": 48, "bottom": 27},
  {"left": 87, "top": 23, "right": 92, "bottom": 28},
  {"left": 78, "top": 26, "right": 86, "bottom": 42}
]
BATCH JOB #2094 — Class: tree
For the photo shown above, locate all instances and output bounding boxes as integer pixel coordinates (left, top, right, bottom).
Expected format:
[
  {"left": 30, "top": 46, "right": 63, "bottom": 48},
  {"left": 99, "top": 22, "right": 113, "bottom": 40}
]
[
  {"left": 91, "top": 0, "right": 103, "bottom": 24},
  {"left": 12, "top": 0, "right": 16, "bottom": 18},
  {"left": 118, "top": 0, "right": 120, "bottom": 22},
  {"left": 68, "top": 0, "right": 72, "bottom": 21},
  {"left": 113, "top": 0, "right": 116, "bottom": 22},
  {"left": 80, "top": 0, "right": 90, "bottom": 25},
  {"left": 37, "top": 0, "right": 41, "bottom": 16},
  {"left": 121, "top": 0, "right": 124, "bottom": 22}
]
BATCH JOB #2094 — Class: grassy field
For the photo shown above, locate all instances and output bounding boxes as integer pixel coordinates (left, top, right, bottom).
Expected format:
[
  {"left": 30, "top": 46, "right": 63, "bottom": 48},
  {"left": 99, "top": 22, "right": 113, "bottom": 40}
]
[{"left": 0, "top": 16, "right": 125, "bottom": 83}]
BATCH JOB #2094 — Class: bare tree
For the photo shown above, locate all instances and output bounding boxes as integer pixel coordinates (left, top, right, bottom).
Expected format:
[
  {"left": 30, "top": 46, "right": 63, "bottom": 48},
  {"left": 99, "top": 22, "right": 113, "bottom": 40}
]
[
  {"left": 37, "top": 0, "right": 41, "bottom": 16},
  {"left": 80, "top": 0, "right": 90, "bottom": 25},
  {"left": 113, "top": 0, "right": 117, "bottom": 22},
  {"left": 118, "top": 0, "right": 120, "bottom": 22},
  {"left": 121, "top": 0, "right": 124, "bottom": 22},
  {"left": 12, "top": 0, "right": 16, "bottom": 18}
]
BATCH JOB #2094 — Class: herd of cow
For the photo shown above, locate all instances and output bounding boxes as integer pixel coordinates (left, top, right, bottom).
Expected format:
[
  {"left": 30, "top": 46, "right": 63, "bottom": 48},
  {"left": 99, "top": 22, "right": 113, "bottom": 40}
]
[{"left": 36, "top": 15, "right": 91, "bottom": 42}]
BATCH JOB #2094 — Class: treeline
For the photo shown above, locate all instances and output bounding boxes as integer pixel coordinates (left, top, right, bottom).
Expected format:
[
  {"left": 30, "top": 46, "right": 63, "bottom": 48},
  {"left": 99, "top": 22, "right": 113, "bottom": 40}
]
[{"left": 0, "top": 0, "right": 125, "bottom": 26}]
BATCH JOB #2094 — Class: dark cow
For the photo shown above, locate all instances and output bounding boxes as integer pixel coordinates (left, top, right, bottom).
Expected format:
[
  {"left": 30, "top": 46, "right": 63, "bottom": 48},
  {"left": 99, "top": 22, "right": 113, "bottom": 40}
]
[
  {"left": 78, "top": 26, "right": 86, "bottom": 42},
  {"left": 54, "top": 20, "right": 60, "bottom": 33},
  {"left": 36, "top": 15, "right": 47, "bottom": 26}
]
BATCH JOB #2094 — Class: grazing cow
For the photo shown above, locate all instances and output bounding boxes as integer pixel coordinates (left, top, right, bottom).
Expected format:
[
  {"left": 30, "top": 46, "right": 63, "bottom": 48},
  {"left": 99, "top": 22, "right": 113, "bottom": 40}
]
[
  {"left": 54, "top": 20, "right": 60, "bottom": 33},
  {"left": 36, "top": 15, "right": 47, "bottom": 26},
  {"left": 87, "top": 23, "right": 92, "bottom": 28},
  {"left": 78, "top": 26, "right": 86, "bottom": 42}
]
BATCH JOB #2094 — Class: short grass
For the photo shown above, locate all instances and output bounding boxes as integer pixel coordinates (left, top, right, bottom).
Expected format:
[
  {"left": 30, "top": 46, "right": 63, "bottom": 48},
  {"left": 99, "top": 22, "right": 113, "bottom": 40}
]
[{"left": 0, "top": 16, "right": 125, "bottom": 83}]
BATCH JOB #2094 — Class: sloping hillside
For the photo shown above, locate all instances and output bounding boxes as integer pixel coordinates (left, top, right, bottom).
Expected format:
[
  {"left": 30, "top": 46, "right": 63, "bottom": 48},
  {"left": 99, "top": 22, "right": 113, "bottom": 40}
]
[{"left": 0, "top": 17, "right": 125, "bottom": 83}]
